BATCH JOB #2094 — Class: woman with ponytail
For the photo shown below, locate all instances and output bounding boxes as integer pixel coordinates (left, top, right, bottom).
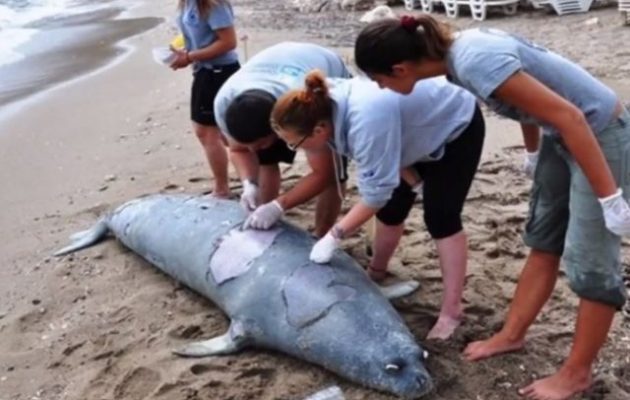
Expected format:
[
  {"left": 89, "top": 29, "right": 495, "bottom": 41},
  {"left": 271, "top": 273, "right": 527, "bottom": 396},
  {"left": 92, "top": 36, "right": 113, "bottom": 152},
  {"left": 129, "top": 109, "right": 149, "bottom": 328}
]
[
  {"left": 355, "top": 14, "right": 630, "bottom": 400},
  {"left": 270, "top": 70, "right": 485, "bottom": 340},
  {"left": 170, "top": 0, "right": 240, "bottom": 197}
]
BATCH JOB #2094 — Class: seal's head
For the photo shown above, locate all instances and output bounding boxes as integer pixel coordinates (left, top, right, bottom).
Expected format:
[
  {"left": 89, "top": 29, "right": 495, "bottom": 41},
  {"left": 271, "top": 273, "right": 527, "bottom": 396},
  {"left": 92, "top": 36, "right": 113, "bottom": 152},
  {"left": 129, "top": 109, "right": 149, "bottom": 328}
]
[{"left": 283, "top": 262, "right": 433, "bottom": 398}]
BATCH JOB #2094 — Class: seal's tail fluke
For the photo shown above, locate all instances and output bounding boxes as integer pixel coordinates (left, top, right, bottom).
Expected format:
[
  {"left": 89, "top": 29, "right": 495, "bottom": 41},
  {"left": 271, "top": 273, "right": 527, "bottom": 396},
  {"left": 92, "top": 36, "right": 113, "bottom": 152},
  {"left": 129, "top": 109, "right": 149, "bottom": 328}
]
[{"left": 53, "top": 219, "right": 109, "bottom": 257}]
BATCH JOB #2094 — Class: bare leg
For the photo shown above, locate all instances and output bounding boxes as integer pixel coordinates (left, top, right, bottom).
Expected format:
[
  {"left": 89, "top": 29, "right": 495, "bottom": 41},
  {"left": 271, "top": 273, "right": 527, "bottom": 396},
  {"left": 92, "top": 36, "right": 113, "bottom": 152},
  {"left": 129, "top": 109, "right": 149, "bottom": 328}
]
[
  {"left": 193, "top": 122, "right": 229, "bottom": 197},
  {"left": 464, "top": 249, "right": 560, "bottom": 361},
  {"left": 518, "top": 299, "right": 613, "bottom": 400},
  {"left": 258, "top": 164, "right": 281, "bottom": 204},
  {"left": 313, "top": 182, "right": 345, "bottom": 238},
  {"left": 368, "top": 220, "right": 404, "bottom": 282},
  {"left": 427, "top": 230, "right": 467, "bottom": 340}
]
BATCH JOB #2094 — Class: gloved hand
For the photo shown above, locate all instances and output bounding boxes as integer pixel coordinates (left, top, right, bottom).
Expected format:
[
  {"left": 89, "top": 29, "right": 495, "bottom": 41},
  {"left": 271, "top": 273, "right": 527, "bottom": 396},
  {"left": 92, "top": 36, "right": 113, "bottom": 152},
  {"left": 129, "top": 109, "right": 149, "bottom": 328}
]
[
  {"left": 411, "top": 180, "right": 423, "bottom": 196},
  {"left": 599, "top": 188, "right": 630, "bottom": 236},
  {"left": 240, "top": 179, "right": 258, "bottom": 211},
  {"left": 310, "top": 232, "right": 340, "bottom": 263},
  {"left": 243, "top": 200, "right": 284, "bottom": 230},
  {"left": 522, "top": 151, "right": 539, "bottom": 179}
]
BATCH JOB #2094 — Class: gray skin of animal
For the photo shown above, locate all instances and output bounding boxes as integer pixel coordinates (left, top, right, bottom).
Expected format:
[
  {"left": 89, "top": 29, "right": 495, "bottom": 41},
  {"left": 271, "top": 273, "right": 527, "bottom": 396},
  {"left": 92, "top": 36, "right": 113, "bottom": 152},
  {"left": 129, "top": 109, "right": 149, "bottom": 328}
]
[{"left": 54, "top": 194, "right": 433, "bottom": 398}]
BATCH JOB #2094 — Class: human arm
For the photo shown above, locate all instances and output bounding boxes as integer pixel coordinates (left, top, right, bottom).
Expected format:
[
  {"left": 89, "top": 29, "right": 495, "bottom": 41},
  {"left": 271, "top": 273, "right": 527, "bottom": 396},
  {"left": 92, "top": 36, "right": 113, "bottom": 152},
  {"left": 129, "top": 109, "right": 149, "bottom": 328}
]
[
  {"left": 244, "top": 147, "right": 338, "bottom": 229},
  {"left": 171, "top": 27, "right": 236, "bottom": 69},
  {"left": 495, "top": 72, "right": 630, "bottom": 235},
  {"left": 171, "top": 3, "right": 237, "bottom": 70},
  {"left": 227, "top": 139, "right": 259, "bottom": 210},
  {"left": 276, "top": 147, "right": 337, "bottom": 210},
  {"left": 310, "top": 98, "right": 401, "bottom": 262},
  {"left": 494, "top": 71, "right": 616, "bottom": 197}
]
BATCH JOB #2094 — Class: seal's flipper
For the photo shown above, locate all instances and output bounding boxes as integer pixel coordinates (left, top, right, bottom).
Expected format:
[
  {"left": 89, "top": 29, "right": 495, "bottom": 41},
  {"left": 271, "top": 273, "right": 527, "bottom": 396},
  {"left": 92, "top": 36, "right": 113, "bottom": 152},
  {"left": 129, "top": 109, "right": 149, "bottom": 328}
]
[
  {"left": 54, "top": 219, "right": 109, "bottom": 256},
  {"left": 378, "top": 280, "right": 420, "bottom": 300},
  {"left": 172, "top": 321, "right": 249, "bottom": 358}
]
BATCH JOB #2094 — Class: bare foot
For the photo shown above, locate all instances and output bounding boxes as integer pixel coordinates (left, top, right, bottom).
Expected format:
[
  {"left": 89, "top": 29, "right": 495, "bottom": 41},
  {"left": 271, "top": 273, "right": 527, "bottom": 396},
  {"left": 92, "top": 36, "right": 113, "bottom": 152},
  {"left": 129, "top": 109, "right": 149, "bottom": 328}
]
[
  {"left": 518, "top": 367, "right": 592, "bottom": 400},
  {"left": 426, "top": 314, "right": 461, "bottom": 340},
  {"left": 463, "top": 331, "right": 524, "bottom": 361},
  {"left": 367, "top": 266, "right": 388, "bottom": 283},
  {"left": 210, "top": 189, "right": 230, "bottom": 199}
]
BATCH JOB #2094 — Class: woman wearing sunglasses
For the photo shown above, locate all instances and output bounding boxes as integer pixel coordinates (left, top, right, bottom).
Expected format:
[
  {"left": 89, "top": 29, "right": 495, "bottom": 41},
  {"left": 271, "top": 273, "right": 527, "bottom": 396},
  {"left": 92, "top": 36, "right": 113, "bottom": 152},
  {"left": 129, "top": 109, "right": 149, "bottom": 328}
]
[{"left": 265, "top": 71, "right": 485, "bottom": 340}]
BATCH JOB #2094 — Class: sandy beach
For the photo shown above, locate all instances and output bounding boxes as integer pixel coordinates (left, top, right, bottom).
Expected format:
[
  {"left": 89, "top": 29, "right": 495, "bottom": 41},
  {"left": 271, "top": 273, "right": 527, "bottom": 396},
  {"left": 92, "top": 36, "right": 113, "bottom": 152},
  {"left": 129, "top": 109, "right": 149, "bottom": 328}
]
[{"left": 1, "top": 1, "right": 629, "bottom": 399}]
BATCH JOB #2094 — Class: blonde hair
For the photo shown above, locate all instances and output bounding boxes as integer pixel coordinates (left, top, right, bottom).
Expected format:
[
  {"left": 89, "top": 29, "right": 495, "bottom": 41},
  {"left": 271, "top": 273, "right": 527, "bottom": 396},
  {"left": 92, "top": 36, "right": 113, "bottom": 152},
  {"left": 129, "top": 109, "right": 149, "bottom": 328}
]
[
  {"left": 271, "top": 70, "right": 334, "bottom": 137},
  {"left": 178, "top": 0, "right": 225, "bottom": 18}
]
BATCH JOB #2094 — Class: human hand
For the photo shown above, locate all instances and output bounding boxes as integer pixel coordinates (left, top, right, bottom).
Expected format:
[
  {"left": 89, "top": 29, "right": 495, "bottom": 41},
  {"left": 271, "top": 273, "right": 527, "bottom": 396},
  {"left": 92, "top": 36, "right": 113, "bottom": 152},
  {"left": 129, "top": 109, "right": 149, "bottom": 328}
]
[
  {"left": 240, "top": 180, "right": 259, "bottom": 211},
  {"left": 599, "top": 188, "right": 630, "bottom": 236},
  {"left": 309, "top": 232, "right": 340, "bottom": 263},
  {"left": 243, "top": 200, "right": 284, "bottom": 230},
  {"left": 169, "top": 48, "right": 191, "bottom": 70},
  {"left": 411, "top": 180, "right": 423, "bottom": 196}
]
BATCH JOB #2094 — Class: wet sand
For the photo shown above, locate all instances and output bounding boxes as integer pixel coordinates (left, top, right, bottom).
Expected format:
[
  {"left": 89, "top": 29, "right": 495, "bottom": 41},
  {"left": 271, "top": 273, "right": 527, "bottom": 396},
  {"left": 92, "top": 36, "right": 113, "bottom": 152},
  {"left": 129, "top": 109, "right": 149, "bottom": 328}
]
[{"left": 0, "top": 6, "right": 161, "bottom": 117}]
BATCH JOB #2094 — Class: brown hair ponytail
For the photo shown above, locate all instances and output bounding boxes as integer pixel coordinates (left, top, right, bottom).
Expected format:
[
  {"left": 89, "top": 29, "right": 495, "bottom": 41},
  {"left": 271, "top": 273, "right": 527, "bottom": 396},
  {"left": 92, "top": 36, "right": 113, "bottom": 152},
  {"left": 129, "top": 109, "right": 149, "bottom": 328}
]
[
  {"left": 271, "top": 70, "right": 334, "bottom": 137},
  {"left": 354, "top": 13, "right": 453, "bottom": 75}
]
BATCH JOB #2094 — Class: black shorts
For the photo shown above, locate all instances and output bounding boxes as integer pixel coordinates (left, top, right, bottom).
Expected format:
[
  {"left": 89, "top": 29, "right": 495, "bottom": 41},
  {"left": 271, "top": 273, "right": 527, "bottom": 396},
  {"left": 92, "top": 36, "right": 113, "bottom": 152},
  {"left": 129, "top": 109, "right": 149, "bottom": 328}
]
[
  {"left": 256, "top": 138, "right": 297, "bottom": 166},
  {"left": 256, "top": 138, "right": 349, "bottom": 183},
  {"left": 376, "top": 105, "right": 485, "bottom": 239},
  {"left": 191, "top": 63, "right": 240, "bottom": 126}
]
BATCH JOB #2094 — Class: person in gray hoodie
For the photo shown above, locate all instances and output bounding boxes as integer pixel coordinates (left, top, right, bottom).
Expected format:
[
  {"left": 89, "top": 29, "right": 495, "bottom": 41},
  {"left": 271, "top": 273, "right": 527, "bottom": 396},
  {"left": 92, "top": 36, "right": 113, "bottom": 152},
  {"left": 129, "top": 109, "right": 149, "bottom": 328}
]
[
  {"left": 263, "top": 71, "right": 485, "bottom": 340},
  {"left": 214, "top": 41, "right": 352, "bottom": 237}
]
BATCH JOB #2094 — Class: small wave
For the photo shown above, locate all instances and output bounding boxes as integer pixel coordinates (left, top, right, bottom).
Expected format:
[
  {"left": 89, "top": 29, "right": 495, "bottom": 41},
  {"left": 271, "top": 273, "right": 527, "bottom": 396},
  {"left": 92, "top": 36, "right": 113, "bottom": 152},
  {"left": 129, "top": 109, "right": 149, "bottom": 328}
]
[
  {"left": 0, "top": 28, "right": 37, "bottom": 66},
  {"left": 0, "top": 0, "right": 109, "bottom": 30},
  {"left": 0, "top": 0, "right": 116, "bottom": 68}
]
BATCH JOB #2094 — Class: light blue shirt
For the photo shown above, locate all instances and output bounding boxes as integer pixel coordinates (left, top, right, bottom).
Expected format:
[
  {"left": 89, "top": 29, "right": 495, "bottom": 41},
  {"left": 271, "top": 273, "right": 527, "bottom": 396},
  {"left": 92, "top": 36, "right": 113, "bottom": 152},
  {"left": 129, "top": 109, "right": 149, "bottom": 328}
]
[
  {"left": 446, "top": 28, "right": 617, "bottom": 135},
  {"left": 214, "top": 41, "right": 352, "bottom": 138},
  {"left": 177, "top": 0, "right": 239, "bottom": 71},
  {"left": 329, "top": 77, "right": 476, "bottom": 208}
]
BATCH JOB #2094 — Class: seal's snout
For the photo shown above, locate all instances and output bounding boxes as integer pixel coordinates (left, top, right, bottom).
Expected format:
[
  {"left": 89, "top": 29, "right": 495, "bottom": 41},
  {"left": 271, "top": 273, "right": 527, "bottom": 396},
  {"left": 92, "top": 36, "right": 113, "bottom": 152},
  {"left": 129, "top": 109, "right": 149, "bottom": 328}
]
[{"left": 415, "top": 373, "right": 434, "bottom": 397}]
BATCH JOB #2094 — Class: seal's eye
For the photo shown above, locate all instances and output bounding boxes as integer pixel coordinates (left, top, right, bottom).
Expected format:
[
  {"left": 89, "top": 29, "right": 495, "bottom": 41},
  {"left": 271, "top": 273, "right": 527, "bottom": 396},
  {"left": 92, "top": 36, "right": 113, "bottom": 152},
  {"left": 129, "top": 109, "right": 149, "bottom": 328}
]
[
  {"left": 385, "top": 364, "right": 400, "bottom": 373},
  {"left": 385, "top": 358, "right": 406, "bottom": 373}
]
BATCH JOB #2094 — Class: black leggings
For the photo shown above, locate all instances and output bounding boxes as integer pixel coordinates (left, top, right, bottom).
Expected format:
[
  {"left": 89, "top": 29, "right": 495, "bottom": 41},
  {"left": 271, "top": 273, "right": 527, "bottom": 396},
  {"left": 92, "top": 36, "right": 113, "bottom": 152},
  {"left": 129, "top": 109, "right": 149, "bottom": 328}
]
[{"left": 376, "top": 105, "right": 485, "bottom": 239}]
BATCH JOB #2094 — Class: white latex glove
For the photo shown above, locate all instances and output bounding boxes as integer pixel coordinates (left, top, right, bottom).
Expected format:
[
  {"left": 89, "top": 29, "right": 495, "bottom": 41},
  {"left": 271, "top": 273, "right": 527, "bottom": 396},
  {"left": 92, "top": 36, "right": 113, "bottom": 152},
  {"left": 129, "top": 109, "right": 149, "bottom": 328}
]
[
  {"left": 243, "top": 200, "right": 284, "bottom": 230},
  {"left": 411, "top": 181, "right": 423, "bottom": 196},
  {"left": 240, "top": 179, "right": 258, "bottom": 211},
  {"left": 599, "top": 188, "right": 630, "bottom": 236},
  {"left": 522, "top": 151, "right": 539, "bottom": 179},
  {"left": 310, "top": 232, "right": 340, "bottom": 264}
]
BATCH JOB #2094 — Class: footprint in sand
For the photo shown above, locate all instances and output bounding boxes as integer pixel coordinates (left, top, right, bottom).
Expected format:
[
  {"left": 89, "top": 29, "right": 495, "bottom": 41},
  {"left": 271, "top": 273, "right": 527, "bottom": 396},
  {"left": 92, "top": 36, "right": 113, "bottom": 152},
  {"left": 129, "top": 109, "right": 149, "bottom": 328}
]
[
  {"left": 235, "top": 367, "right": 276, "bottom": 381},
  {"left": 113, "top": 367, "right": 161, "bottom": 400},
  {"left": 189, "top": 363, "right": 224, "bottom": 375},
  {"left": 168, "top": 324, "right": 203, "bottom": 339}
]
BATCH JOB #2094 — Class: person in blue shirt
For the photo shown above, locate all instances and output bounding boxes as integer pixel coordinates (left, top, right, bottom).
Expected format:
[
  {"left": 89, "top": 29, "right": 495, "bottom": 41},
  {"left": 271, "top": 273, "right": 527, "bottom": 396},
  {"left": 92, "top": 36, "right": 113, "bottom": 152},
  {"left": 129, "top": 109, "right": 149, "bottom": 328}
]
[
  {"left": 354, "top": 14, "right": 630, "bottom": 400},
  {"left": 170, "top": 0, "right": 240, "bottom": 198},
  {"left": 268, "top": 71, "right": 485, "bottom": 341},
  {"left": 214, "top": 42, "right": 353, "bottom": 238}
]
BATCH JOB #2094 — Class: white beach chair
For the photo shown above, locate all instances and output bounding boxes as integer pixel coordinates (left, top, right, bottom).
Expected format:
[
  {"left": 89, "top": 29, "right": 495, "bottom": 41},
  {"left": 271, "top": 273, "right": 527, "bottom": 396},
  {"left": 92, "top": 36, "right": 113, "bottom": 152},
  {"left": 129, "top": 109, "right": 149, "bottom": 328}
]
[
  {"left": 620, "top": 0, "right": 630, "bottom": 25},
  {"left": 547, "top": 0, "right": 593, "bottom": 15},
  {"left": 420, "top": 0, "right": 444, "bottom": 12},
  {"left": 528, "top": 0, "right": 551, "bottom": 8},
  {"left": 443, "top": 0, "right": 519, "bottom": 21},
  {"left": 404, "top": 0, "right": 422, "bottom": 9}
]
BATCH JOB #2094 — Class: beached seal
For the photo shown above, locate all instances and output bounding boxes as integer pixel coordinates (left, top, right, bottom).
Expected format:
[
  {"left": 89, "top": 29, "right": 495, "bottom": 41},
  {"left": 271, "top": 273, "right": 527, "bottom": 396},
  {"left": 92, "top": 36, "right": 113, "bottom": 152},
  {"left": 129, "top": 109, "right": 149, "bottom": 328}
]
[{"left": 54, "top": 194, "right": 433, "bottom": 398}]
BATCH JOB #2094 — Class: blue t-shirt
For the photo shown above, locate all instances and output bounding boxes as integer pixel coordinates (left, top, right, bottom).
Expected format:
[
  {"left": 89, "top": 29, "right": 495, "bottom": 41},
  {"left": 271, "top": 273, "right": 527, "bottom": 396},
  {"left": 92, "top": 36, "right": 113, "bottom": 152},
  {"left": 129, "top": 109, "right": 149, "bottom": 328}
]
[
  {"left": 329, "top": 77, "right": 476, "bottom": 208},
  {"left": 177, "top": 0, "right": 239, "bottom": 71},
  {"left": 446, "top": 28, "right": 617, "bottom": 135},
  {"left": 214, "top": 41, "right": 352, "bottom": 138}
]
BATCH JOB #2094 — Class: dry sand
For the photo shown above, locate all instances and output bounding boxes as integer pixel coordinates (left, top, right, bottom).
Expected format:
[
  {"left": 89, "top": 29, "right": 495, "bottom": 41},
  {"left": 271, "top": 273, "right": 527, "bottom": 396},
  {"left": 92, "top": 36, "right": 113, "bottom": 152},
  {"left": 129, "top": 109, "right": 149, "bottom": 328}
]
[{"left": 1, "top": 1, "right": 629, "bottom": 399}]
